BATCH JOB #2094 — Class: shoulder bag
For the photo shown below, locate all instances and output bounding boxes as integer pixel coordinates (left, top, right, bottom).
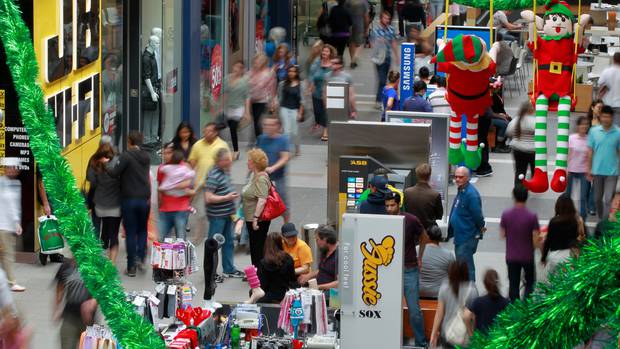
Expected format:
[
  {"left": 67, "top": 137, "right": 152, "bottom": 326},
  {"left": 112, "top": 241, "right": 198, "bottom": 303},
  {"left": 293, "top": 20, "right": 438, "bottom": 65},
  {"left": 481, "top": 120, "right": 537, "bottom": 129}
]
[
  {"left": 257, "top": 173, "right": 286, "bottom": 221},
  {"left": 445, "top": 285, "right": 473, "bottom": 346}
]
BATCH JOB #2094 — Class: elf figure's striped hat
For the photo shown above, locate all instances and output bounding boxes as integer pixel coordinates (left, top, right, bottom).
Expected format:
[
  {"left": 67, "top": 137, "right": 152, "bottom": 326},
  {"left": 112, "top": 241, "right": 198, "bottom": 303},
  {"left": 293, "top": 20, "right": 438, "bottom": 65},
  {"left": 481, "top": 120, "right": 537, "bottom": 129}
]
[
  {"left": 431, "top": 34, "right": 487, "bottom": 64},
  {"left": 544, "top": 0, "right": 574, "bottom": 21}
]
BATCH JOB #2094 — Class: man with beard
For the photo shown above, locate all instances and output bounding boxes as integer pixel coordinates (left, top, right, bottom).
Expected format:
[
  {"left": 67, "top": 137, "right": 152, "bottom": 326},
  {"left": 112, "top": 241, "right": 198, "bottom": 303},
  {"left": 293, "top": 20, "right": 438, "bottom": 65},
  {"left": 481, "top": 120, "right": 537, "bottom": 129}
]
[{"left": 297, "top": 225, "right": 338, "bottom": 291}]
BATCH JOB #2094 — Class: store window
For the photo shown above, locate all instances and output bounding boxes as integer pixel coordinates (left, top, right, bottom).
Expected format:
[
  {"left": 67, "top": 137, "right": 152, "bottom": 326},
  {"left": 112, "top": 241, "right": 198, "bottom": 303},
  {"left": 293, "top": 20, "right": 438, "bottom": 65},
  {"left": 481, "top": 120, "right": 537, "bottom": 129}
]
[
  {"left": 140, "top": 0, "right": 183, "bottom": 162},
  {"left": 101, "top": 0, "right": 124, "bottom": 148},
  {"left": 201, "top": 0, "right": 225, "bottom": 126}
]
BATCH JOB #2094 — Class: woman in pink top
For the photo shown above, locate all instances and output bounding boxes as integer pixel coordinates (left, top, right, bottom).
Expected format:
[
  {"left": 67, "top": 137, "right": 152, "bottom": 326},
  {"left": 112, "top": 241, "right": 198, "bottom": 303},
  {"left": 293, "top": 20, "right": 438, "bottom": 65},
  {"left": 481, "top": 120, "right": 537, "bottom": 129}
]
[
  {"left": 567, "top": 116, "right": 594, "bottom": 220},
  {"left": 249, "top": 53, "right": 277, "bottom": 141},
  {"left": 157, "top": 143, "right": 194, "bottom": 241}
]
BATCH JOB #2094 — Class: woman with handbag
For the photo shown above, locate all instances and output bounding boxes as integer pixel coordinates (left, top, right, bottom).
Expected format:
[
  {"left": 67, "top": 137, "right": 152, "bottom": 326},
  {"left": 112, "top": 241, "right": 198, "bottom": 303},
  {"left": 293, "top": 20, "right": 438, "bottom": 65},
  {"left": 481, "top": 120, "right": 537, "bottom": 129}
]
[
  {"left": 223, "top": 61, "right": 250, "bottom": 160},
  {"left": 86, "top": 142, "right": 122, "bottom": 264},
  {"left": 430, "top": 260, "right": 478, "bottom": 348},
  {"left": 242, "top": 148, "right": 273, "bottom": 267}
]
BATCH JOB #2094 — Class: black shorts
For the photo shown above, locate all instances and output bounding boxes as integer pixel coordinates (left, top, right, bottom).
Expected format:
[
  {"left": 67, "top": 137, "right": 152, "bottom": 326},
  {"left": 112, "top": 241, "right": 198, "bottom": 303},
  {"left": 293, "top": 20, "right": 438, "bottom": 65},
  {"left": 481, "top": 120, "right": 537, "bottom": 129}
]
[{"left": 93, "top": 215, "right": 121, "bottom": 249}]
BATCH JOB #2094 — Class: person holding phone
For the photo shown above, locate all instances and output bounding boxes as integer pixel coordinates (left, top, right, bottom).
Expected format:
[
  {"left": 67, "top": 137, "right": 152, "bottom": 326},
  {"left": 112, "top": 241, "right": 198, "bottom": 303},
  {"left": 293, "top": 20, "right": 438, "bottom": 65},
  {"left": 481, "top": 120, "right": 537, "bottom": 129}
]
[{"left": 205, "top": 148, "right": 243, "bottom": 279}]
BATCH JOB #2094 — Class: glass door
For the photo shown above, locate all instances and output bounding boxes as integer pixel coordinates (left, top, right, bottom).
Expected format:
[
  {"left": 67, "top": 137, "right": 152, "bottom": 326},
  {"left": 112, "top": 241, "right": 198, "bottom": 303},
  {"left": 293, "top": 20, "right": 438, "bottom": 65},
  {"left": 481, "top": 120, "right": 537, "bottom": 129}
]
[
  {"left": 200, "top": 0, "right": 226, "bottom": 126},
  {"left": 101, "top": 0, "right": 124, "bottom": 148},
  {"left": 161, "top": 0, "right": 183, "bottom": 144}
]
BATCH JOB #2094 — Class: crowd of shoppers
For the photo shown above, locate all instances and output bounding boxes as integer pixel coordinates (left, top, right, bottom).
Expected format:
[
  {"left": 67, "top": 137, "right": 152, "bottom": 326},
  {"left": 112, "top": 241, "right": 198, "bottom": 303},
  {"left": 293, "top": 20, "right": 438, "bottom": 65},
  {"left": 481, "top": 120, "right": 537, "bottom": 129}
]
[{"left": 5, "top": 5, "right": 620, "bottom": 349}]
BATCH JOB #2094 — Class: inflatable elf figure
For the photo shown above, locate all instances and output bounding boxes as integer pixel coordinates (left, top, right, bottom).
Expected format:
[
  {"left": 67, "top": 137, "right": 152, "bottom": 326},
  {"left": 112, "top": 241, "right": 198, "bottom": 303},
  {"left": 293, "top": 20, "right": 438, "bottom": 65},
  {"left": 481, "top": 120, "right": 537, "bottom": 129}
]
[
  {"left": 432, "top": 34, "right": 499, "bottom": 170},
  {"left": 520, "top": 0, "right": 590, "bottom": 193}
]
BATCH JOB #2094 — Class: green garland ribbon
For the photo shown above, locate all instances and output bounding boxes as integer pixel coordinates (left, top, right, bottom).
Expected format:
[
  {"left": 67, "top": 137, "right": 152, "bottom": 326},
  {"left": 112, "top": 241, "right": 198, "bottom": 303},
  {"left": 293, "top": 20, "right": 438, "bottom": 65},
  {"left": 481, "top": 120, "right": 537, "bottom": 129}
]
[
  {"left": 0, "top": 1, "right": 164, "bottom": 348},
  {"left": 452, "top": 0, "right": 546, "bottom": 10},
  {"left": 467, "top": 229, "right": 620, "bottom": 348}
]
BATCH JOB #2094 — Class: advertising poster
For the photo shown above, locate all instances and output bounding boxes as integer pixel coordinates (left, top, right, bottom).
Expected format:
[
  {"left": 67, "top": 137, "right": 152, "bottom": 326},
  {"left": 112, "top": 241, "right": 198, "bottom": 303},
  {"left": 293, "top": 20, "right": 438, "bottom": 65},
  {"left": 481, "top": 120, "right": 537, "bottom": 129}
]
[
  {"left": 399, "top": 42, "right": 416, "bottom": 109},
  {"left": 340, "top": 214, "right": 404, "bottom": 349}
]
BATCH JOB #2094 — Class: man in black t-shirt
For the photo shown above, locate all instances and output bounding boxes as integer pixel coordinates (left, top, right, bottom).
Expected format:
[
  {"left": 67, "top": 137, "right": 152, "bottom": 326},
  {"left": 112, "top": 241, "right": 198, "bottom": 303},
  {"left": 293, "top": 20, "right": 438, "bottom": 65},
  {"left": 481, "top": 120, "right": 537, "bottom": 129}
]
[
  {"left": 386, "top": 192, "right": 428, "bottom": 347},
  {"left": 298, "top": 225, "right": 338, "bottom": 291}
]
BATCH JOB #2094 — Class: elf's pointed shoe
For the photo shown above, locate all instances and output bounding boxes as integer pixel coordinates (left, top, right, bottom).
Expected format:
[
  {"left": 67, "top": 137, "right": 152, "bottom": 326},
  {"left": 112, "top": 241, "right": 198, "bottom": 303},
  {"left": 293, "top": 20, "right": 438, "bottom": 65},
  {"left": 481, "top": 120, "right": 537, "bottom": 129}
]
[
  {"left": 550, "top": 169, "right": 567, "bottom": 193},
  {"left": 448, "top": 146, "right": 464, "bottom": 165},
  {"left": 522, "top": 168, "right": 549, "bottom": 193},
  {"left": 464, "top": 146, "right": 482, "bottom": 170}
]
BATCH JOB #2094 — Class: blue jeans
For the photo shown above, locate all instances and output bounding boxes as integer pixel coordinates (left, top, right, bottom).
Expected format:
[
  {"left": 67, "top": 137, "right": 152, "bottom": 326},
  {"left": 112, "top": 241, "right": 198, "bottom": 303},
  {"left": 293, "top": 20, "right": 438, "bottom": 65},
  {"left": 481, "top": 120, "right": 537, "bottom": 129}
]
[
  {"left": 121, "top": 199, "right": 149, "bottom": 269},
  {"left": 566, "top": 172, "right": 591, "bottom": 220},
  {"left": 491, "top": 118, "right": 508, "bottom": 140},
  {"left": 375, "top": 57, "right": 391, "bottom": 103},
  {"left": 403, "top": 267, "right": 427, "bottom": 346},
  {"left": 208, "top": 216, "right": 237, "bottom": 274},
  {"left": 455, "top": 237, "right": 479, "bottom": 281},
  {"left": 158, "top": 211, "right": 189, "bottom": 241}
]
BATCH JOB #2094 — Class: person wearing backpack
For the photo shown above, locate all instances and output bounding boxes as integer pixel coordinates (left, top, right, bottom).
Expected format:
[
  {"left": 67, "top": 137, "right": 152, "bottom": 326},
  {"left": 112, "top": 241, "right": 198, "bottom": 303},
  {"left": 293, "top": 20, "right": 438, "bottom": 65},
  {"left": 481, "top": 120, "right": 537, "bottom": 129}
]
[{"left": 430, "top": 260, "right": 478, "bottom": 348}]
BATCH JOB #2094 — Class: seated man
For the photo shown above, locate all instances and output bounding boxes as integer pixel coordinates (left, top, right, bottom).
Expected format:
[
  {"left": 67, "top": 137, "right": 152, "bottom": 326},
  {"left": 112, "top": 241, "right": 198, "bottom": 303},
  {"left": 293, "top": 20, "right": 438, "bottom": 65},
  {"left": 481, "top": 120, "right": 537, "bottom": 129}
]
[
  {"left": 298, "top": 225, "right": 338, "bottom": 291},
  {"left": 281, "top": 223, "right": 313, "bottom": 283},
  {"left": 403, "top": 80, "right": 432, "bottom": 113},
  {"left": 420, "top": 225, "right": 455, "bottom": 298}
]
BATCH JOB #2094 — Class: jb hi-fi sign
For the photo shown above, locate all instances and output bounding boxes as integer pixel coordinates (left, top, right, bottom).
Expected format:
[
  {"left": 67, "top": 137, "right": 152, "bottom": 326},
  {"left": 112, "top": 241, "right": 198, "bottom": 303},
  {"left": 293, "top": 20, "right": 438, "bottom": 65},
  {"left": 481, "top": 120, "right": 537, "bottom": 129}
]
[
  {"left": 44, "top": 0, "right": 100, "bottom": 148},
  {"left": 359, "top": 235, "right": 395, "bottom": 319}
]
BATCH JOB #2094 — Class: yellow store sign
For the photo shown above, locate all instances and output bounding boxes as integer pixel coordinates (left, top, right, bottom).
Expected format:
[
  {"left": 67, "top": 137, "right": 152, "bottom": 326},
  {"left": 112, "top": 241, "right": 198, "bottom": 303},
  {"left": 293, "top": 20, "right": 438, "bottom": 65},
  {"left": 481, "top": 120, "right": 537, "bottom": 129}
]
[{"left": 33, "top": 0, "right": 102, "bottom": 183}]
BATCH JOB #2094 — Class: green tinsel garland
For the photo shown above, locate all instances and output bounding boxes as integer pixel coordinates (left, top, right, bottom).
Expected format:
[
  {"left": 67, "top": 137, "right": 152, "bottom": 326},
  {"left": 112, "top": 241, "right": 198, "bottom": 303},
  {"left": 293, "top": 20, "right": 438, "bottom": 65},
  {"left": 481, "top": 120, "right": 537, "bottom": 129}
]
[
  {"left": 452, "top": 0, "right": 546, "bottom": 10},
  {"left": 467, "top": 230, "right": 620, "bottom": 348},
  {"left": 0, "top": 1, "right": 165, "bottom": 348}
]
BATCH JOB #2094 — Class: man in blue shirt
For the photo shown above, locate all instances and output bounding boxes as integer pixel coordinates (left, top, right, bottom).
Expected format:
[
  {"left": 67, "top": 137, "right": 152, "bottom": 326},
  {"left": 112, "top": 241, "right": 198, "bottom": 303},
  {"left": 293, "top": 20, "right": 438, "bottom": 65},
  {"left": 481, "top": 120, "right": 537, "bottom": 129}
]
[
  {"left": 403, "top": 80, "right": 432, "bottom": 112},
  {"left": 257, "top": 115, "right": 291, "bottom": 223},
  {"left": 587, "top": 105, "right": 620, "bottom": 219},
  {"left": 448, "top": 166, "right": 485, "bottom": 281}
]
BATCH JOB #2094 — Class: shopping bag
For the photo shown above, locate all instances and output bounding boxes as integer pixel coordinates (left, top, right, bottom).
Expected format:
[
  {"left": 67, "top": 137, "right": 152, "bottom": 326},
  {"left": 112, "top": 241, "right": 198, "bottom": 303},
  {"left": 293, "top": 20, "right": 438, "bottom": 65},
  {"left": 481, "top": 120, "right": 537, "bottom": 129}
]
[
  {"left": 38, "top": 215, "right": 65, "bottom": 254},
  {"left": 259, "top": 182, "right": 286, "bottom": 221}
]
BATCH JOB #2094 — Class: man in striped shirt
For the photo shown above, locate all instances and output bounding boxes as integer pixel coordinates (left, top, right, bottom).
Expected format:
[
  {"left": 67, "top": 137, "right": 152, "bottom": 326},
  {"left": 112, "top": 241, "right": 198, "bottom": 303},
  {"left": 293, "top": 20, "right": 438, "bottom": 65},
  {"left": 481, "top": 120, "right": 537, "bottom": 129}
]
[
  {"left": 428, "top": 76, "right": 450, "bottom": 114},
  {"left": 205, "top": 148, "right": 243, "bottom": 279}
]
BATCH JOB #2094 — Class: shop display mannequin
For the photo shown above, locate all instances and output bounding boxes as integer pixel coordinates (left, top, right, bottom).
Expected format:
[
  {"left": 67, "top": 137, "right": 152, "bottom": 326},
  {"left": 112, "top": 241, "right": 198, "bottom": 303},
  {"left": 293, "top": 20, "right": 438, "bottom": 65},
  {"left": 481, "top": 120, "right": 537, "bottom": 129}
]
[{"left": 142, "top": 35, "right": 161, "bottom": 144}]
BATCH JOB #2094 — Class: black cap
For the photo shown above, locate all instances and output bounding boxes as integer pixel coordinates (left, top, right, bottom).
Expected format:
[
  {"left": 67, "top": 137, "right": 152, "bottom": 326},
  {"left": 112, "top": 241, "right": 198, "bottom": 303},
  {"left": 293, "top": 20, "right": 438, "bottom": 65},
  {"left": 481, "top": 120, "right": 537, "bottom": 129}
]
[{"left": 281, "top": 223, "right": 299, "bottom": 238}]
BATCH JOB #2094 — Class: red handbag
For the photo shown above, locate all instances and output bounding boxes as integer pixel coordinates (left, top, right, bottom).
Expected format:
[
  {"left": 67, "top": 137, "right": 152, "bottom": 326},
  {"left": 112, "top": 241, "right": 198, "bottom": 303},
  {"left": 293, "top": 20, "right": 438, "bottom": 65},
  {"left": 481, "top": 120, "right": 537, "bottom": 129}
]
[{"left": 259, "top": 179, "right": 286, "bottom": 221}]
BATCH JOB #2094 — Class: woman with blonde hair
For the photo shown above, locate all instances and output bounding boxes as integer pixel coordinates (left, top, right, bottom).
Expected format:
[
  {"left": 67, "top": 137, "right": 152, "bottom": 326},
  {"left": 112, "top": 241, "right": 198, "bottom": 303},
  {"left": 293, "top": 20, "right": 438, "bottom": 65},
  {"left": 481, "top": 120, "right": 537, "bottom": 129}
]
[
  {"left": 242, "top": 148, "right": 273, "bottom": 266},
  {"left": 249, "top": 53, "right": 277, "bottom": 141},
  {"left": 272, "top": 43, "right": 296, "bottom": 83}
]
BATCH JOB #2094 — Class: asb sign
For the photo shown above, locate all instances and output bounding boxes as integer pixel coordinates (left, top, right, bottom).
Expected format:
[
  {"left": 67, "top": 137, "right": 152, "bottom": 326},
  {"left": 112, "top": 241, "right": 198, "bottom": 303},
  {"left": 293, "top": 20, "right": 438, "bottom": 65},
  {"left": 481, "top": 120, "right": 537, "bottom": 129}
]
[
  {"left": 36, "top": 0, "right": 101, "bottom": 148},
  {"left": 399, "top": 42, "right": 415, "bottom": 109},
  {"left": 340, "top": 214, "right": 404, "bottom": 349}
]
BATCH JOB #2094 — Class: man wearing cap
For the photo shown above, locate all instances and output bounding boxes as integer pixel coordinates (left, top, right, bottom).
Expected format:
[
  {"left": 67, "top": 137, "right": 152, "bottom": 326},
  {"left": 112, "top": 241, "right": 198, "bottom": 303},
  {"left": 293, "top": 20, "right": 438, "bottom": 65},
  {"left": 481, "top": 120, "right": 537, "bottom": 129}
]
[
  {"left": 359, "top": 175, "right": 391, "bottom": 214},
  {"left": 281, "top": 223, "right": 313, "bottom": 282},
  {"left": 0, "top": 158, "right": 26, "bottom": 292},
  {"left": 448, "top": 166, "right": 485, "bottom": 281}
]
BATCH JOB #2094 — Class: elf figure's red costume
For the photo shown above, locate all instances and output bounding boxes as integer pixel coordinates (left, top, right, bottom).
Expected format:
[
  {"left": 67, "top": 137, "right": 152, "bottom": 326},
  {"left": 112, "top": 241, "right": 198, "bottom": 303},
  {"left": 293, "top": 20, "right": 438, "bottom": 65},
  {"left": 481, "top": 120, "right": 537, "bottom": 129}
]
[
  {"left": 432, "top": 34, "right": 498, "bottom": 169},
  {"left": 520, "top": 0, "right": 589, "bottom": 193},
  {"left": 529, "top": 36, "right": 582, "bottom": 101}
]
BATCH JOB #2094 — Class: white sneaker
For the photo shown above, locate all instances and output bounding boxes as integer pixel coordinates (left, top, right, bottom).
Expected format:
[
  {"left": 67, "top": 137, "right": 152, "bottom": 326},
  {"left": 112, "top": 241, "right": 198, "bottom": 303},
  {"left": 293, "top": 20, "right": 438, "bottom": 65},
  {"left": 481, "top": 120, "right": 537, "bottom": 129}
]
[{"left": 10, "top": 284, "right": 25, "bottom": 292}]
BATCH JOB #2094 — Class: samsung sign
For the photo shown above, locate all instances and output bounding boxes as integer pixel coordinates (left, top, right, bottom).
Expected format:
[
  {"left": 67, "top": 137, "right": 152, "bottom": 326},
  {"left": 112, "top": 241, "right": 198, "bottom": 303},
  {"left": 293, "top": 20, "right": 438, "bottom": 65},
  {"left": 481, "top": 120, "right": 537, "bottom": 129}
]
[{"left": 399, "top": 43, "right": 415, "bottom": 109}]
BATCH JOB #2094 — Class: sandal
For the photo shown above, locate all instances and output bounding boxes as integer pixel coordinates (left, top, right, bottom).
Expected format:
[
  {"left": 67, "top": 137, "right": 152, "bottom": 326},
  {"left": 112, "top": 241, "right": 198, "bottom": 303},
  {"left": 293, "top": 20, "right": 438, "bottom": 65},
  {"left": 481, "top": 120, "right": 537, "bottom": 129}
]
[{"left": 321, "top": 136, "right": 329, "bottom": 142}]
